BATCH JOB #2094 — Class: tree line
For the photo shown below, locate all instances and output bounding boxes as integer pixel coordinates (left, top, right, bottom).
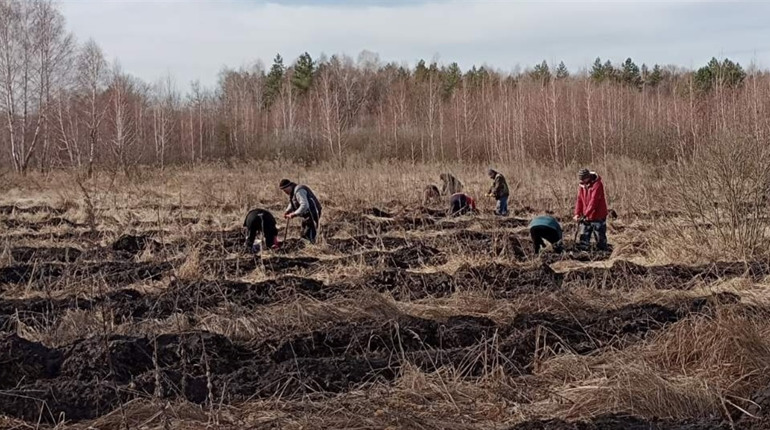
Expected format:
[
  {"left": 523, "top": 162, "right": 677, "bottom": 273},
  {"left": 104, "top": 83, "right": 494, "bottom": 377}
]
[{"left": 0, "top": 0, "right": 764, "bottom": 175}]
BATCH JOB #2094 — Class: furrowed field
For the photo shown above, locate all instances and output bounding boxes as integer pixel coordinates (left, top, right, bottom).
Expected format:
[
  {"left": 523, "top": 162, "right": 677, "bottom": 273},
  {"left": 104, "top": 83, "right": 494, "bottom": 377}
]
[{"left": 2, "top": 160, "right": 770, "bottom": 430}]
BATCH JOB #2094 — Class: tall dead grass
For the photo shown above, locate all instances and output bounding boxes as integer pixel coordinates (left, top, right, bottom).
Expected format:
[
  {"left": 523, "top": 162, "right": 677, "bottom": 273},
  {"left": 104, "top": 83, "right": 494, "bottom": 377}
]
[{"left": 538, "top": 305, "right": 770, "bottom": 421}]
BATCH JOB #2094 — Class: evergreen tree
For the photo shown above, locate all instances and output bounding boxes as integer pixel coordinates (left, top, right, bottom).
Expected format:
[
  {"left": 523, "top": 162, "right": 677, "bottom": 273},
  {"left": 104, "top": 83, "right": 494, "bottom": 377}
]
[
  {"left": 530, "top": 60, "right": 551, "bottom": 84},
  {"left": 415, "top": 59, "right": 429, "bottom": 82},
  {"left": 590, "top": 57, "right": 605, "bottom": 82},
  {"left": 442, "top": 62, "right": 462, "bottom": 99},
  {"left": 694, "top": 57, "right": 746, "bottom": 92},
  {"left": 603, "top": 60, "right": 617, "bottom": 82},
  {"left": 621, "top": 58, "right": 642, "bottom": 88},
  {"left": 647, "top": 64, "right": 663, "bottom": 87},
  {"left": 264, "top": 54, "right": 284, "bottom": 109},
  {"left": 555, "top": 61, "right": 569, "bottom": 79},
  {"left": 292, "top": 52, "right": 315, "bottom": 95}
]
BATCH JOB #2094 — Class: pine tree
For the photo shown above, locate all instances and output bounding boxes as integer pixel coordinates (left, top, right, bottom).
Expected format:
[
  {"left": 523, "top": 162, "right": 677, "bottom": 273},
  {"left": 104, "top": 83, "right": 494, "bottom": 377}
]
[
  {"left": 603, "top": 60, "right": 617, "bottom": 82},
  {"left": 694, "top": 57, "right": 746, "bottom": 92},
  {"left": 648, "top": 64, "right": 663, "bottom": 87},
  {"left": 530, "top": 60, "right": 551, "bottom": 84},
  {"left": 555, "top": 61, "right": 569, "bottom": 79},
  {"left": 415, "top": 59, "right": 429, "bottom": 82},
  {"left": 292, "top": 52, "right": 315, "bottom": 95},
  {"left": 264, "top": 54, "right": 285, "bottom": 109},
  {"left": 621, "top": 58, "right": 641, "bottom": 88},
  {"left": 590, "top": 57, "right": 605, "bottom": 82},
  {"left": 442, "top": 62, "right": 462, "bottom": 99}
]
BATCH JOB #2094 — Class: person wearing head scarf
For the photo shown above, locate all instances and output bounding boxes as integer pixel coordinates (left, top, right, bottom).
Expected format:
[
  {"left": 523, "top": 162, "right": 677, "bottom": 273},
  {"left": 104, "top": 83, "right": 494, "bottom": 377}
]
[{"left": 279, "top": 179, "right": 322, "bottom": 244}]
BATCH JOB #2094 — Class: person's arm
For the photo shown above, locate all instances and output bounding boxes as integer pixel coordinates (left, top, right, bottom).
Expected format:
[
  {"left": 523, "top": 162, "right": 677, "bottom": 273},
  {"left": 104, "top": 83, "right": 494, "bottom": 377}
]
[
  {"left": 291, "top": 188, "right": 310, "bottom": 216},
  {"left": 284, "top": 201, "right": 293, "bottom": 214}
]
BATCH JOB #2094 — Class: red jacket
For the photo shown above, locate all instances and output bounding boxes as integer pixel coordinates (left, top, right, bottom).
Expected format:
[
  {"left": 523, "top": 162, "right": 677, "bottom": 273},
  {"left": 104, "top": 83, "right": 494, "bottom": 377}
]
[
  {"left": 467, "top": 195, "right": 476, "bottom": 211},
  {"left": 574, "top": 174, "right": 608, "bottom": 221}
]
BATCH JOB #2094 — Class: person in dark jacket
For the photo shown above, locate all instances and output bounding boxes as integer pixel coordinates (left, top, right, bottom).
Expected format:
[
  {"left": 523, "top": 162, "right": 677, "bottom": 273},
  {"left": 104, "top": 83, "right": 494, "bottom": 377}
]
[
  {"left": 243, "top": 209, "right": 280, "bottom": 253},
  {"left": 528, "top": 215, "right": 563, "bottom": 254},
  {"left": 280, "top": 179, "right": 322, "bottom": 244},
  {"left": 574, "top": 168, "right": 608, "bottom": 251},
  {"left": 449, "top": 193, "right": 476, "bottom": 217},
  {"left": 440, "top": 173, "right": 463, "bottom": 196},
  {"left": 487, "top": 169, "right": 510, "bottom": 216}
]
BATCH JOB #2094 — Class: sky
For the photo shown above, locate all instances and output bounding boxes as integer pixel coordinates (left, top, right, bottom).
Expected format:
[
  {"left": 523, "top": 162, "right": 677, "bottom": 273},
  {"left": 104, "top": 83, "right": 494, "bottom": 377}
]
[{"left": 60, "top": 0, "right": 770, "bottom": 88}]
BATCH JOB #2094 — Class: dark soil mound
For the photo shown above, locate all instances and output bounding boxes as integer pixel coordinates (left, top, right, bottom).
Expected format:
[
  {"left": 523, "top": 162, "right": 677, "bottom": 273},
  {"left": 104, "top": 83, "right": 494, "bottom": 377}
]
[
  {"left": 564, "top": 260, "right": 770, "bottom": 290},
  {"left": 9, "top": 246, "right": 82, "bottom": 263},
  {"left": 509, "top": 414, "right": 726, "bottom": 430},
  {"left": 427, "top": 230, "right": 526, "bottom": 259},
  {"left": 455, "top": 263, "right": 563, "bottom": 295},
  {"left": 325, "top": 235, "right": 409, "bottom": 254},
  {"left": 0, "top": 291, "right": 733, "bottom": 424},
  {"left": 111, "top": 234, "right": 160, "bottom": 256},
  {"left": 0, "top": 261, "right": 171, "bottom": 288},
  {"left": 363, "top": 269, "right": 455, "bottom": 300}
]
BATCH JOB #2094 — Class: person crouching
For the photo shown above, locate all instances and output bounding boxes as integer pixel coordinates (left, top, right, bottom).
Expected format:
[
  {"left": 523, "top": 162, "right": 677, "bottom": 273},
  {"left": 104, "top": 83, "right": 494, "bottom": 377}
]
[
  {"left": 244, "top": 208, "right": 279, "bottom": 253},
  {"left": 528, "top": 215, "right": 563, "bottom": 254},
  {"left": 449, "top": 193, "right": 476, "bottom": 217}
]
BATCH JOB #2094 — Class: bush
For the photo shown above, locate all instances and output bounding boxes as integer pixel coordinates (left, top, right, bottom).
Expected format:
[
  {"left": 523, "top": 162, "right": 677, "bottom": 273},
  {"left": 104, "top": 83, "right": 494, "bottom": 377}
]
[{"left": 667, "top": 133, "right": 770, "bottom": 260}]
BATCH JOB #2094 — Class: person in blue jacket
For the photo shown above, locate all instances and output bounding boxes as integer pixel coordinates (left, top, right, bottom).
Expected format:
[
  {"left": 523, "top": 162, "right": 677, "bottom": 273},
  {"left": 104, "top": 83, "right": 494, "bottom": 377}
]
[{"left": 528, "top": 215, "right": 563, "bottom": 254}]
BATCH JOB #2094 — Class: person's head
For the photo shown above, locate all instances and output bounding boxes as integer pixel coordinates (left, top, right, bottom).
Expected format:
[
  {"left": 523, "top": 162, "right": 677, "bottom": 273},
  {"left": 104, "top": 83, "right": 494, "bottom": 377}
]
[
  {"left": 279, "top": 179, "right": 295, "bottom": 196},
  {"left": 488, "top": 169, "right": 497, "bottom": 179},
  {"left": 578, "top": 168, "right": 592, "bottom": 185}
]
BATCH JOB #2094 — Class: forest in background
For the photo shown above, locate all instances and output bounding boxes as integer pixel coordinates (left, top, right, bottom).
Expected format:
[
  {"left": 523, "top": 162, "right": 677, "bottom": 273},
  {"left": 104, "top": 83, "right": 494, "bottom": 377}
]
[{"left": 0, "top": 0, "right": 763, "bottom": 176}]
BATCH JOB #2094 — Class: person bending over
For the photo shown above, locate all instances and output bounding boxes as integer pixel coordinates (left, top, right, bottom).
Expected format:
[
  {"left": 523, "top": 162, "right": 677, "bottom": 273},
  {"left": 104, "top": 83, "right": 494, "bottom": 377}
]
[
  {"left": 280, "top": 179, "right": 323, "bottom": 244},
  {"left": 449, "top": 192, "right": 476, "bottom": 217},
  {"left": 243, "top": 208, "right": 279, "bottom": 253},
  {"left": 528, "top": 215, "right": 563, "bottom": 254}
]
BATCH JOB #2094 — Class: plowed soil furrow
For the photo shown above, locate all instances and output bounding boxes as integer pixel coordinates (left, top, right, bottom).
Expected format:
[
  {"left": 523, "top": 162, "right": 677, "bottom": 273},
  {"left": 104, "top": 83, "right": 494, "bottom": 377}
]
[
  {"left": 564, "top": 260, "right": 770, "bottom": 289},
  {"left": 7, "top": 246, "right": 83, "bottom": 263},
  {"left": 2, "top": 257, "right": 759, "bottom": 332},
  {"left": 508, "top": 414, "right": 726, "bottom": 430},
  {"left": 0, "top": 292, "right": 732, "bottom": 423},
  {"left": 0, "top": 260, "right": 173, "bottom": 289},
  {"left": 271, "top": 294, "right": 731, "bottom": 376}
]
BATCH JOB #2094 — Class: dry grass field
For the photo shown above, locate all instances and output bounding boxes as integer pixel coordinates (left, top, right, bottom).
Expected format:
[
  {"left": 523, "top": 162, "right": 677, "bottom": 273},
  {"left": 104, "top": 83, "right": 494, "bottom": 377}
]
[{"left": 2, "top": 160, "right": 770, "bottom": 429}]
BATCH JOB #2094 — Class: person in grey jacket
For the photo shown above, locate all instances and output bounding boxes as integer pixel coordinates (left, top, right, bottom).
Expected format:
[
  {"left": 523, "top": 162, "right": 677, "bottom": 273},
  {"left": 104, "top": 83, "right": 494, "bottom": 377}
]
[
  {"left": 439, "top": 173, "right": 463, "bottom": 196},
  {"left": 280, "top": 179, "right": 322, "bottom": 243}
]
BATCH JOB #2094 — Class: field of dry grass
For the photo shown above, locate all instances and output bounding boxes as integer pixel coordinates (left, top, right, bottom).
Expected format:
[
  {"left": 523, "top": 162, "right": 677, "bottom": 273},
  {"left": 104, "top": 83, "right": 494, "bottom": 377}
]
[{"left": 1, "top": 160, "right": 770, "bottom": 429}]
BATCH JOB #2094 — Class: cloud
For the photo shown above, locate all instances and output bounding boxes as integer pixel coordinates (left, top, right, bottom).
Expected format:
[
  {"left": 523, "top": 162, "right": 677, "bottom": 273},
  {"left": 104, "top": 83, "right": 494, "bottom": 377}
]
[{"left": 59, "top": 0, "right": 770, "bottom": 87}]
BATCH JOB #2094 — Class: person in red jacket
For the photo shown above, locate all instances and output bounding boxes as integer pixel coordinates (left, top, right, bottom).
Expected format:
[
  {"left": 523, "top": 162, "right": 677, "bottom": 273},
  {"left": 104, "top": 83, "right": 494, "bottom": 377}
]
[
  {"left": 573, "top": 168, "right": 608, "bottom": 250},
  {"left": 449, "top": 193, "right": 476, "bottom": 217}
]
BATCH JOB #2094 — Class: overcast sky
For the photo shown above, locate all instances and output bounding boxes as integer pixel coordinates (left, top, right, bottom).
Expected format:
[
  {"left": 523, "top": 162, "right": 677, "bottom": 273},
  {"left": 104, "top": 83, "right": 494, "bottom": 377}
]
[{"left": 60, "top": 0, "right": 770, "bottom": 88}]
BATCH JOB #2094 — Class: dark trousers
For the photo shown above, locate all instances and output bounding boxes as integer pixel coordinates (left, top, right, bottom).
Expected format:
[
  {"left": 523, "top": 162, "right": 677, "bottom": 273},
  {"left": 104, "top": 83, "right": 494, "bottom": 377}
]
[
  {"left": 495, "top": 196, "right": 509, "bottom": 216},
  {"left": 301, "top": 208, "right": 321, "bottom": 243},
  {"left": 530, "top": 225, "right": 563, "bottom": 254},
  {"left": 579, "top": 220, "right": 608, "bottom": 250},
  {"left": 244, "top": 209, "right": 277, "bottom": 249}
]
